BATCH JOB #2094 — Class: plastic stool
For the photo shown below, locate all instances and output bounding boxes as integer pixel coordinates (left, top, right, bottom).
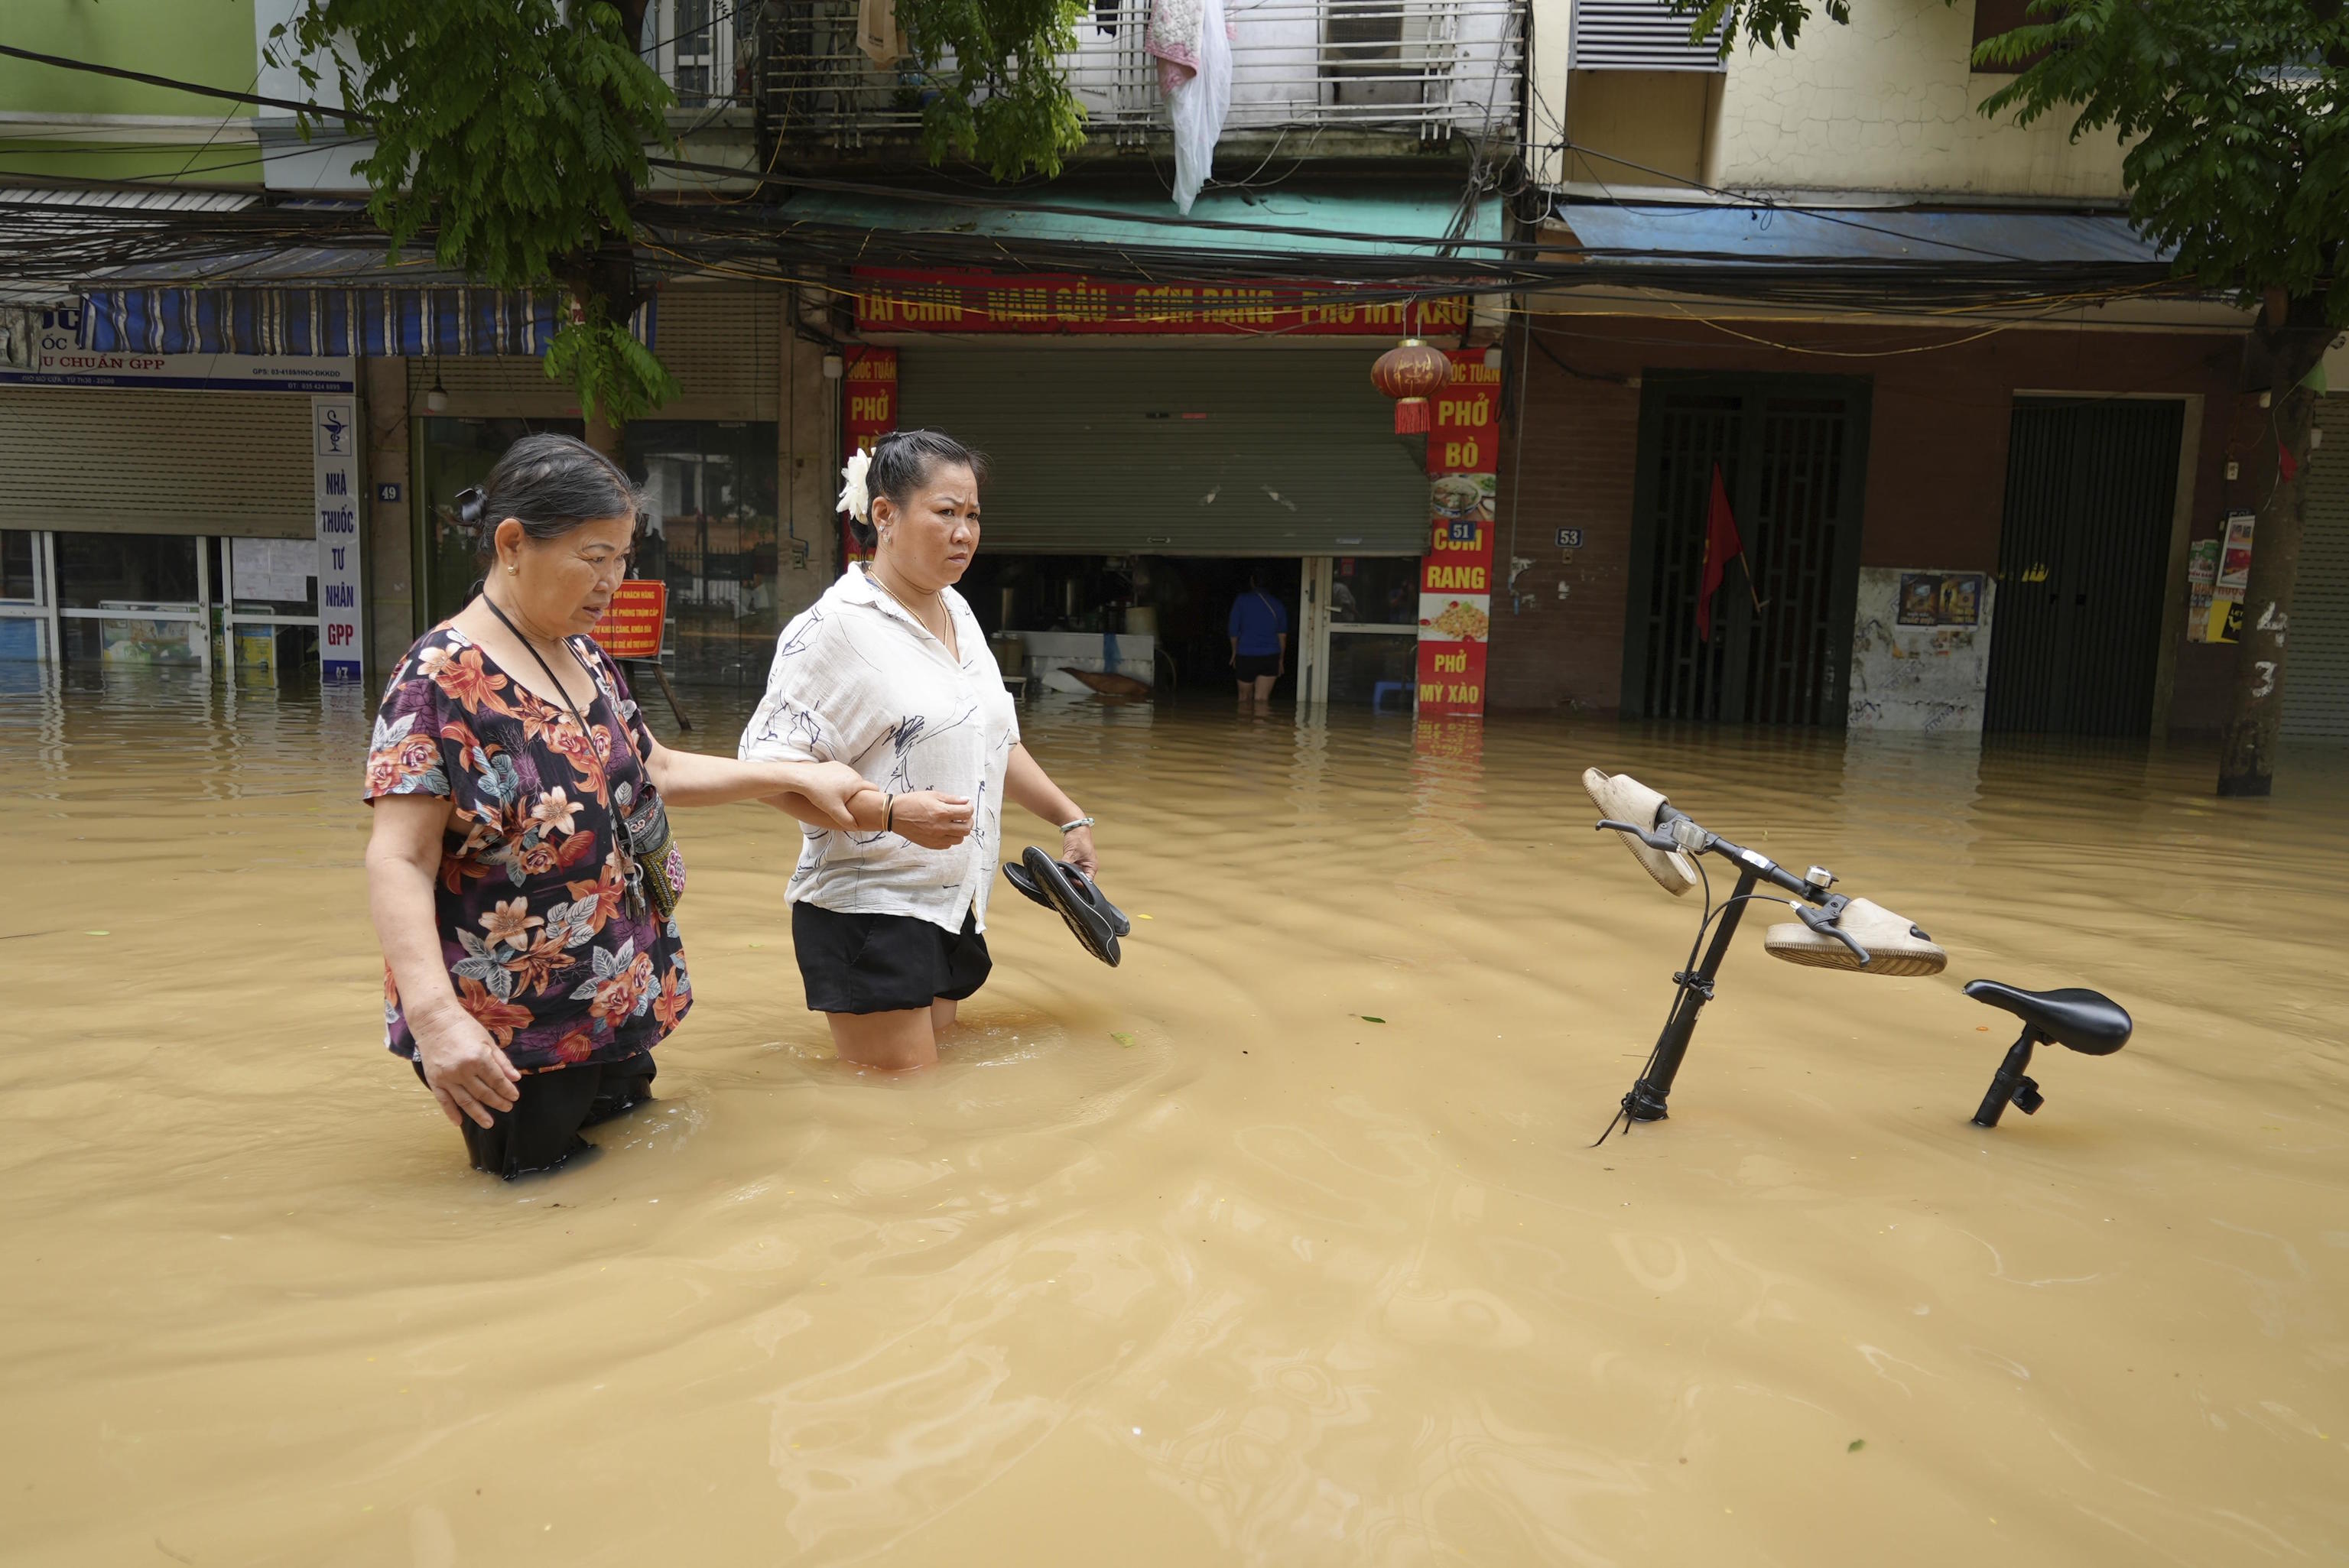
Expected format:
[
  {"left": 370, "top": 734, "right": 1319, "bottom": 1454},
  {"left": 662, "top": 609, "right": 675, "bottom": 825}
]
[{"left": 1371, "top": 680, "right": 1410, "bottom": 713}]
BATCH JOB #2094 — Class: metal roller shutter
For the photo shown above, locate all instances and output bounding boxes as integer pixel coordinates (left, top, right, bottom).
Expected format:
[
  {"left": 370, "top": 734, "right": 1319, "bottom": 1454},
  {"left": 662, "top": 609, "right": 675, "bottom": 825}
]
[
  {"left": 402, "top": 285, "right": 780, "bottom": 420},
  {"left": 2284, "top": 398, "right": 2349, "bottom": 739},
  {"left": 0, "top": 387, "right": 314, "bottom": 537},
  {"left": 896, "top": 347, "right": 1431, "bottom": 556}
]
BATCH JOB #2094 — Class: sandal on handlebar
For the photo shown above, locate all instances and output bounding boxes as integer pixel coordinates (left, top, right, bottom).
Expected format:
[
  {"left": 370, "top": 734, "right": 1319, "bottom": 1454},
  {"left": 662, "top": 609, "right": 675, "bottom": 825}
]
[
  {"left": 1763, "top": 898, "right": 1947, "bottom": 978},
  {"left": 1581, "top": 768, "right": 1700, "bottom": 897}
]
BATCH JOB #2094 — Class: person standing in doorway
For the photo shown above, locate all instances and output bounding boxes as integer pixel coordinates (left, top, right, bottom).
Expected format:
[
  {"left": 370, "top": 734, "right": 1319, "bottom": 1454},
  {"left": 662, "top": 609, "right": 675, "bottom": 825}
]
[{"left": 1228, "top": 570, "right": 1288, "bottom": 709}]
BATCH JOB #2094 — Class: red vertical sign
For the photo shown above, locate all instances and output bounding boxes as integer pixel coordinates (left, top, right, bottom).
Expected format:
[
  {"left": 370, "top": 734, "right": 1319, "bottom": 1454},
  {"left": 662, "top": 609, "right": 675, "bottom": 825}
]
[
  {"left": 1415, "top": 352, "right": 1499, "bottom": 717},
  {"left": 841, "top": 349, "right": 897, "bottom": 566}
]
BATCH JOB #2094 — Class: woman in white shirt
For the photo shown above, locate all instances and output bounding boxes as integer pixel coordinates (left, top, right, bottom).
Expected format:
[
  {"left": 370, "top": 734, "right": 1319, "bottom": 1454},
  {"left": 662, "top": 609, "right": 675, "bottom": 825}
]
[{"left": 740, "top": 430, "right": 1100, "bottom": 1071}]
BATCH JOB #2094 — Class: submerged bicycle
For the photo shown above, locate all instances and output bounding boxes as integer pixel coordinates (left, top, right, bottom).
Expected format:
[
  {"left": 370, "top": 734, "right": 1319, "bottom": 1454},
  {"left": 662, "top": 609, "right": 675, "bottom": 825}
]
[{"left": 1584, "top": 768, "right": 2131, "bottom": 1138}]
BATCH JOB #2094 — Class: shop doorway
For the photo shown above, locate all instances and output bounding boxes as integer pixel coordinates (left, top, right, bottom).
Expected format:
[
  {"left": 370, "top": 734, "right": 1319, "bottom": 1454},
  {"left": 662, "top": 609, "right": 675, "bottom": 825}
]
[
  {"left": 1302, "top": 554, "right": 1421, "bottom": 708},
  {"left": 1622, "top": 375, "right": 1873, "bottom": 725},
  {"left": 959, "top": 554, "right": 1314, "bottom": 700},
  {"left": 1983, "top": 398, "right": 2184, "bottom": 736}
]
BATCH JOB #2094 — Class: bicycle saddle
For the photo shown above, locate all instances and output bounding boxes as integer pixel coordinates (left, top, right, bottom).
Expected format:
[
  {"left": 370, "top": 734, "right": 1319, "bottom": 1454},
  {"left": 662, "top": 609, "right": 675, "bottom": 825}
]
[{"left": 1963, "top": 980, "right": 2132, "bottom": 1056}]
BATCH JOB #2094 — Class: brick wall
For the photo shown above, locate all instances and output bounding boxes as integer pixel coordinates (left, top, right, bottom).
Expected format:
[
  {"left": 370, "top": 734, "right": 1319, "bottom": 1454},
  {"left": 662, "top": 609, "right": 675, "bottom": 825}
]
[{"left": 1485, "top": 315, "right": 2244, "bottom": 728}]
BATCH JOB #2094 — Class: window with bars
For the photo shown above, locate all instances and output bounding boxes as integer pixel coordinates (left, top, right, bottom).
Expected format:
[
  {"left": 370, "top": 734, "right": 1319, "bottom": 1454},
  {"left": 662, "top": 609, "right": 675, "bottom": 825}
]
[{"left": 650, "top": 0, "right": 738, "bottom": 106}]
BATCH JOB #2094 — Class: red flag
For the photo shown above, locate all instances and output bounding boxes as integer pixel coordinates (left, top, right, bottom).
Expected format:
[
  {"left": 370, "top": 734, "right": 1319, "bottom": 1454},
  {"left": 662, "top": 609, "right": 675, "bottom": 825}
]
[{"left": 1697, "top": 463, "right": 1745, "bottom": 641}]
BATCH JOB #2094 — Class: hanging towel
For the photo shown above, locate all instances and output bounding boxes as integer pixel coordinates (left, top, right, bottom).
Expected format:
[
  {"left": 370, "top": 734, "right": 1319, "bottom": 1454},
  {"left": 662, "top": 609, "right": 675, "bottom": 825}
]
[
  {"left": 1149, "top": 0, "right": 1233, "bottom": 213},
  {"left": 858, "top": 0, "right": 905, "bottom": 68}
]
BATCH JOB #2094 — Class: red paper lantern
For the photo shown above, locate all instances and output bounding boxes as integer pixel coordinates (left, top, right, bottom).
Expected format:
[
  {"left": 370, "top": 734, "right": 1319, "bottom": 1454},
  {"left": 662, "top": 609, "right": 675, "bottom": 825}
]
[{"left": 1370, "top": 337, "right": 1454, "bottom": 434}]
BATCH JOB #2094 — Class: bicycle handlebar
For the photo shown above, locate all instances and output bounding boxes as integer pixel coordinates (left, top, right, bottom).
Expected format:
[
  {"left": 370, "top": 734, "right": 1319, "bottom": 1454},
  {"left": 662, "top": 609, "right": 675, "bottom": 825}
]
[{"left": 1589, "top": 768, "right": 1948, "bottom": 981}]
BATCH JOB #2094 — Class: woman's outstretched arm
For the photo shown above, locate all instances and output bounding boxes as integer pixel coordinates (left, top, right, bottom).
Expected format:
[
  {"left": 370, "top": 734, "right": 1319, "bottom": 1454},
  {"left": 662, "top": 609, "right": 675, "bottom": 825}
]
[
  {"left": 1005, "top": 742, "right": 1097, "bottom": 876},
  {"left": 642, "top": 743, "right": 867, "bottom": 826}
]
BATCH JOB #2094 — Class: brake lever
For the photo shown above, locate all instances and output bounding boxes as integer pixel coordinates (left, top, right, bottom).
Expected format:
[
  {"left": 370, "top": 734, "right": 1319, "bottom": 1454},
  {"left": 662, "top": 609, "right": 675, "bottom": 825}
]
[
  {"left": 1594, "top": 818, "right": 1681, "bottom": 854},
  {"left": 1797, "top": 901, "right": 1872, "bottom": 967}
]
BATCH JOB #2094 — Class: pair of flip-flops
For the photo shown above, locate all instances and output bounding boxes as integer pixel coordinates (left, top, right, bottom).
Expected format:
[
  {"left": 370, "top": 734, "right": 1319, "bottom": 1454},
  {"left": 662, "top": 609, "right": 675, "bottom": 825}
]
[{"left": 1002, "top": 845, "right": 1131, "bottom": 967}]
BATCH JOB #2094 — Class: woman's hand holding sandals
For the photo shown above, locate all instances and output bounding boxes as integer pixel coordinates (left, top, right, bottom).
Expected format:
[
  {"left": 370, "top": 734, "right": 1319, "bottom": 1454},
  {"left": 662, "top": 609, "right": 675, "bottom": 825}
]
[
  {"left": 1060, "top": 824, "right": 1099, "bottom": 878},
  {"left": 889, "top": 790, "right": 974, "bottom": 850}
]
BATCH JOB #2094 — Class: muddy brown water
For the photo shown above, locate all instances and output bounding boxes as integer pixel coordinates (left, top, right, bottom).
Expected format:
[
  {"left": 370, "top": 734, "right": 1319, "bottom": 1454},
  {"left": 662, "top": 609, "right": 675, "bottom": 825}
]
[{"left": 2, "top": 668, "right": 2344, "bottom": 1565}]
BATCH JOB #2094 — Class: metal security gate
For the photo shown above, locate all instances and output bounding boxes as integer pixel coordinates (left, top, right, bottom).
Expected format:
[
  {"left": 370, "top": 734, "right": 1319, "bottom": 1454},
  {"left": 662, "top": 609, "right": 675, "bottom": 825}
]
[
  {"left": 896, "top": 348, "right": 1431, "bottom": 556},
  {"left": 2282, "top": 398, "right": 2349, "bottom": 740},
  {"left": 1623, "top": 376, "right": 1871, "bottom": 724},
  {"left": 1984, "top": 398, "right": 2182, "bottom": 735}
]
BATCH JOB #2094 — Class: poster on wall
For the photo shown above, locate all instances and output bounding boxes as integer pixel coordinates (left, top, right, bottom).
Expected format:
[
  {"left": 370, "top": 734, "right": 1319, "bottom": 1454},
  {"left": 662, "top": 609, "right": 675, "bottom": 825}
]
[
  {"left": 2207, "top": 511, "right": 2254, "bottom": 644},
  {"left": 840, "top": 349, "right": 896, "bottom": 568},
  {"left": 313, "top": 395, "right": 364, "bottom": 682},
  {"left": 1896, "top": 571, "right": 1984, "bottom": 627},
  {"left": 2183, "top": 537, "right": 2221, "bottom": 642},
  {"left": 1415, "top": 352, "right": 1500, "bottom": 717}
]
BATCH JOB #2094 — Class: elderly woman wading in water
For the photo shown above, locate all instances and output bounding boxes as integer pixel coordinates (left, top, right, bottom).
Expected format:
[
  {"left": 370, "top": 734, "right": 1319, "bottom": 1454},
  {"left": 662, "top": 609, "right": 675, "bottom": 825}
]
[
  {"left": 741, "top": 430, "right": 1100, "bottom": 1072},
  {"left": 364, "top": 434, "right": 869, "bottom": 1176}
]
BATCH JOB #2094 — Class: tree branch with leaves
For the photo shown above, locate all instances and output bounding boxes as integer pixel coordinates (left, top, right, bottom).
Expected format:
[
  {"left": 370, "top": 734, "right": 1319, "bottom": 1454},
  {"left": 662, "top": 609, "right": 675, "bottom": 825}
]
[{"left": 271, "top": 0, "right": 680, "bottom": 453}]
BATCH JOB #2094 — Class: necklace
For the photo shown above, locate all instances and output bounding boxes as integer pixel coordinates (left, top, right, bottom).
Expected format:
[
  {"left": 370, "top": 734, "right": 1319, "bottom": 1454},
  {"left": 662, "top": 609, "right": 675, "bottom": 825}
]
[
  {"left": 869, "top": 562, "right": 951, "bottom": 644},
  {"left": 479, "top": 592, "right": 594, "bottom": 724}
]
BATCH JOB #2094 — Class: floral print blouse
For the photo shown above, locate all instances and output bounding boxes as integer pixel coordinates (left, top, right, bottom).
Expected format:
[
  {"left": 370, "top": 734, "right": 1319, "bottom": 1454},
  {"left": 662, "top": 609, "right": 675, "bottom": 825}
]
[{"left": 364, "top": 623, "right": 690, "bottom": 1073}]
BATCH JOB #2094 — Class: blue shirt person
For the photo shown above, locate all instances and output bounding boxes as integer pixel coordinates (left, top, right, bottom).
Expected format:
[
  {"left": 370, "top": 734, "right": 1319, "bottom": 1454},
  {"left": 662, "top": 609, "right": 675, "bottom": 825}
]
[{"left": 1227, "top": 573, "right": 1289, "bottom": 708}]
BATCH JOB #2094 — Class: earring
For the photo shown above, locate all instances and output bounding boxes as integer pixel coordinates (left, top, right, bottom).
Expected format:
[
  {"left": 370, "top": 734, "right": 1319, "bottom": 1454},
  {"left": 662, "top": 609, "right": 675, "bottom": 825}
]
[{"left": 505, "top": 564, "right": 518, "bottom": 575}]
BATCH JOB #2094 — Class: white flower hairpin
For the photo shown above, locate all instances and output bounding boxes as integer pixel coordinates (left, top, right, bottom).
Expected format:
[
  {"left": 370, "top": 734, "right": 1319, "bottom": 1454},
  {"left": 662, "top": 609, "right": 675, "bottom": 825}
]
[{"left": 837, "top": 448, "right": 873, "bottom": 524}]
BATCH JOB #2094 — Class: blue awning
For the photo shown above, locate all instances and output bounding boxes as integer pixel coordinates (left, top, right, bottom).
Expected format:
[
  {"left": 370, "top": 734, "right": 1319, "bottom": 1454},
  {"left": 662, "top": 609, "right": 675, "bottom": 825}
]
[
  {"left": 78, "top": 281, "right": 658, "bottom": 359},
  {"left": 775, "top": 182, "right": 1511, "bottom": 260},
  {"left": 1546, "top": 199, "right": 2168, "bottom": 268}
]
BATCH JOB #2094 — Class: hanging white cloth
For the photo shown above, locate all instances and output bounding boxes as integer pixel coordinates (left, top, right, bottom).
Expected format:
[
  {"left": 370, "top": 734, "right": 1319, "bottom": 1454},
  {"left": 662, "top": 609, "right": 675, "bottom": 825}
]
[
  {"left": 1149, "top": 0, "right": 1233, "bottom": 213},
  {"left": 857, "top": 0, "right": 905, "bottom": 68}
]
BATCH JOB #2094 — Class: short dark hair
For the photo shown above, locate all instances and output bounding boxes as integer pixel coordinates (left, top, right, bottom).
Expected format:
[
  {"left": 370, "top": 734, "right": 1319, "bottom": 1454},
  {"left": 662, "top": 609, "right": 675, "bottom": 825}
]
[
  {"left": 456, "top": 433, "right": 638, "bottom": 559},
  {"left": 856, "top": 427, "right": 986, "bottom": 548}
]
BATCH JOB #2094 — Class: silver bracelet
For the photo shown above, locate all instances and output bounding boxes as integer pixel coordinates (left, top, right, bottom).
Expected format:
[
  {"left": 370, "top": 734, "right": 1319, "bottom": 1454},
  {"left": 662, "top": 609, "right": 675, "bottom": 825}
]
[{"left": 1059, "top": 816, "right": 1095, "bottom": 833}]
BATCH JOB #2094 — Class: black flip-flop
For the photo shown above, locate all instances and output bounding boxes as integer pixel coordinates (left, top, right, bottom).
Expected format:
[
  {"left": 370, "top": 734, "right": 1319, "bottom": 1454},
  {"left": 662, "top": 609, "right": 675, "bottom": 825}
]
[
  {"left": 1005, "top": 852, "right": 1132, "bottom": 937},
  {"left": 1004, "top": 845, "right": 1123, "bottom": 966}
]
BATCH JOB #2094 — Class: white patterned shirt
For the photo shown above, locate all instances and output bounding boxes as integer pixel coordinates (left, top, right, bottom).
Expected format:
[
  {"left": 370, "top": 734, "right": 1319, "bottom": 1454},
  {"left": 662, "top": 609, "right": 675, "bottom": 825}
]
[{"left": 738, "top": 565, "right": 1019, "bottom": 932}]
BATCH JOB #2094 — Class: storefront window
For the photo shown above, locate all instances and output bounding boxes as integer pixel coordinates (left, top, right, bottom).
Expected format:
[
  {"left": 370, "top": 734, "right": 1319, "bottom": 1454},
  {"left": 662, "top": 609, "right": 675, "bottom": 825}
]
[
  {"left": 417, "top": 417, "right": 781, "bottom": 686},
  {"left": 54, "top": 532, "right": 203, "bottom": 665},
  {"left": 1332, "top": 556, "right": 1419, "bottom": 625},
  {"left": 55, "top": 532, "right": 198, "bottom": 609},
  {"left": 2, "top": 531, "right": 33, "bottom": 602},
  {"left": 623, "top": 420, "right": 781, "bottom": 687},
  {"left": 1327, "top": 627, "right": 1418, "bottom": 704},
  {"left": 416, "top": 417, "right": 586, "bottom": 626}
]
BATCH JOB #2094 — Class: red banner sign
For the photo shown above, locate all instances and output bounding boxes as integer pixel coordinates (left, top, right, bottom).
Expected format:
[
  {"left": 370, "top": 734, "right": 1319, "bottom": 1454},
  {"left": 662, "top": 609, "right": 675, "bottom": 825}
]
[
  {"left": 1415, "top": 350, "right": 1500, "bottom": 718},
  {"left": 855, "top": 268, "right": 1472, "bottom": 338},
  {"left": 842, "top": 349, "right": 897, "bottom": 566},
  {"left": 591, "top": 579, "right": 668, "bottom": 661}
]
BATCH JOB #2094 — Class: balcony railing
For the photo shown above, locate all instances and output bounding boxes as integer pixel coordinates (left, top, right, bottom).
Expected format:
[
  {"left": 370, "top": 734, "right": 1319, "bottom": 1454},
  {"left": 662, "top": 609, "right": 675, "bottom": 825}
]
[{"left": 759, "top": 0, "right": 1523, "bottom": 150}]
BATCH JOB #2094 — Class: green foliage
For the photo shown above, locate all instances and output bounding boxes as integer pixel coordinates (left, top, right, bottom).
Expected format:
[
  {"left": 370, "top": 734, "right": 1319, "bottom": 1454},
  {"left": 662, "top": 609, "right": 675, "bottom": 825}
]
[
  {"left": 269, "top": 0, "right": 677, "bottom": 419},
  {"left": 898, "top": 0, "right": 1090, "bottom": 179},
  {"left": 544, "top": 307, "right": 680, "bottom": 428},
  {"left": 1978, "top": 2, "right": 2349, "bottom": 333},
  {"left": 269, "top": 2, "right": 671, "bottom": 291},
  {"left": 1671, "top": 0, "right": 1853, "bottom": 53}
]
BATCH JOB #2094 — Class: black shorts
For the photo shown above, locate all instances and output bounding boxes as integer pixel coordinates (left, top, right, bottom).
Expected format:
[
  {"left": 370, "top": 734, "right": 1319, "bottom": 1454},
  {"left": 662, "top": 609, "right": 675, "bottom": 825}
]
[
  {"left": 1233, "top": 652, "right": 1282, "bottom": 681},
  {"left": 792, "top": 902, "right": 993, "bottom": 1014}
]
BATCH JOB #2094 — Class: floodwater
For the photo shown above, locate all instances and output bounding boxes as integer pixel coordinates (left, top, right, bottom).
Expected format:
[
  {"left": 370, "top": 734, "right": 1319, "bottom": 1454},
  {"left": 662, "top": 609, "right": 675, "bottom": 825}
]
[{"left": 2, "top": 666, "right": 2344, "bottom": 1567}]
